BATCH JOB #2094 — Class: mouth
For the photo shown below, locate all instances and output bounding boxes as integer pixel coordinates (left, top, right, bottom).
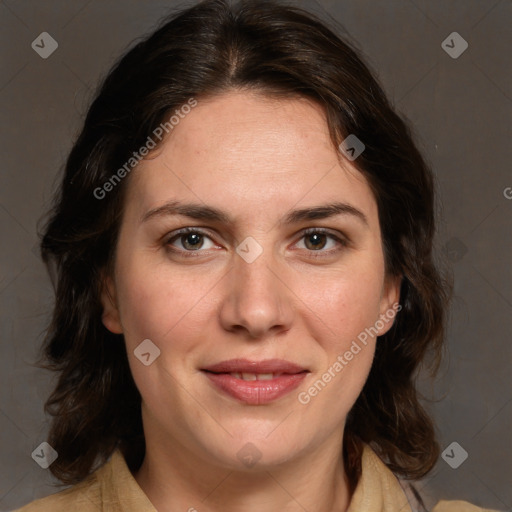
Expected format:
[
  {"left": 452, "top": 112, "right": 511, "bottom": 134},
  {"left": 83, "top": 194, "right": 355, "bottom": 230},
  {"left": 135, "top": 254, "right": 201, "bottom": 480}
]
[{"left": 201, "top": 359, "right": 309, "bottom": 405}]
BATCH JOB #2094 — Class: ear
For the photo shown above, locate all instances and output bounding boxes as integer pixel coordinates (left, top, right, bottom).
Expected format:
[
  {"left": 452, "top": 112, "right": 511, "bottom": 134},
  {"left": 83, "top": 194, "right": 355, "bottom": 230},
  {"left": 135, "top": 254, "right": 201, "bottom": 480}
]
[
  {"left": 376, "top": 273, "right": 402, "bottom": 336},
  {"left": 99, "top": 272, "right": 123, "bottom": 334}
]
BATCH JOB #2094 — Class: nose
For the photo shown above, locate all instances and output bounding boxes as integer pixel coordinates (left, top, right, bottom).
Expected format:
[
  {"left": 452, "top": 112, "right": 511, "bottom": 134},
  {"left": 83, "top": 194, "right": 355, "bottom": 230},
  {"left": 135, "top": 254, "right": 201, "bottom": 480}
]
[{"left": 218, "top": 244, "right": 295, "bottom": 340}]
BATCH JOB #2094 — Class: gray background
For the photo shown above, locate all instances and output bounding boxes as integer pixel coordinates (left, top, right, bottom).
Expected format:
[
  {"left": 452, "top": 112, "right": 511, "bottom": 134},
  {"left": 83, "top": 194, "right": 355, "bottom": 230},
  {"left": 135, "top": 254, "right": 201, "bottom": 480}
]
[{"left": 0, "top": 0, "right": 510, "bottom": 510}]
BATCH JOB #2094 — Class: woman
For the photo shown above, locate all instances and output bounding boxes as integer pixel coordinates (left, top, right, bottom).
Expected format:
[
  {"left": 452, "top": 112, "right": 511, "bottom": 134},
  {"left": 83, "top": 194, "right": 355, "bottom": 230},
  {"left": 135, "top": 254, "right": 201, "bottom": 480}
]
[{"left": 16, "top": 0, "right": 497, "bottom": 510}]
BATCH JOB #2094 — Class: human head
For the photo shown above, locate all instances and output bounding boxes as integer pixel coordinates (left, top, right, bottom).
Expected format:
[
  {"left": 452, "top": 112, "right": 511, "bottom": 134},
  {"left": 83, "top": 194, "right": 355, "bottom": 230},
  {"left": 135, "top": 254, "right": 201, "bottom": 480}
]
[{"left": 39, "top": 0, "right": 450, "bottom": 485}]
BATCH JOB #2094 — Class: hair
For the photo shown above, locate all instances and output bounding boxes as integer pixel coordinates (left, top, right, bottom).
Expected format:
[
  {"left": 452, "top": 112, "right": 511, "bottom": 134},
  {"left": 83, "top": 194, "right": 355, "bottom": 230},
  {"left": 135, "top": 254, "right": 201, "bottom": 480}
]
[{"left": 38, "top": 0, "right": 452, "bottom": 491}]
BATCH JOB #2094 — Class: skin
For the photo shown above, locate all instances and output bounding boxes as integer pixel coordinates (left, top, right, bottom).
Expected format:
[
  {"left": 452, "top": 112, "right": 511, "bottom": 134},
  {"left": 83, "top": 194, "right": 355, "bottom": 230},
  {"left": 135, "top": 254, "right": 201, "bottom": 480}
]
[{"left": 101, "top": 90, "right": 401, "bottom": 512}]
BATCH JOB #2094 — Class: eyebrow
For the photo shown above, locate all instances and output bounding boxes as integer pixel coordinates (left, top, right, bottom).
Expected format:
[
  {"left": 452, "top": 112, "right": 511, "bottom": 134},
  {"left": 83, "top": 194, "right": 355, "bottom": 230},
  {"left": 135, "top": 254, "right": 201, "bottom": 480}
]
[{"left": 140, "top": 200, "right": 368, "bottom": 227}]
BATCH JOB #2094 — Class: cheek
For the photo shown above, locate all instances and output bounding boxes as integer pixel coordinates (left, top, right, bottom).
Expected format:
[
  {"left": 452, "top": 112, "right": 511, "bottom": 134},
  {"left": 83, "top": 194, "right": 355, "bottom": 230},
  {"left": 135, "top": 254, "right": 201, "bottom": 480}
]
[
  {"left": 297, "top": 262, "right": 385, "bottom": 348},
  {"left": 115, "top": 253, "right": 219, "bottom": 353},
  {"left": 296, "top": 272, "right": 382, "bottom": 424},
  {"left": 114, "top": 262, "right": 213, "bottom": 406}
]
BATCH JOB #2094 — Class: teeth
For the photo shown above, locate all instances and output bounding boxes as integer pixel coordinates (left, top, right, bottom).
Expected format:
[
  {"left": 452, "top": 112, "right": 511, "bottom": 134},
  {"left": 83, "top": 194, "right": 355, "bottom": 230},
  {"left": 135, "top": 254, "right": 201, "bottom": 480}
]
[{"left": 229, "top": 372, "right": 279, "bottom": 381}]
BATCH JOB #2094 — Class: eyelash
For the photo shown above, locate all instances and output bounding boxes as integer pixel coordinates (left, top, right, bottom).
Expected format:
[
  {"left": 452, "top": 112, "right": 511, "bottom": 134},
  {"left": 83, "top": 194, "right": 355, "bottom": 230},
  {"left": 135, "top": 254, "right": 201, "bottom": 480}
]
[{"left": 164, "top": 227, "right": 348, "bottom": 259}]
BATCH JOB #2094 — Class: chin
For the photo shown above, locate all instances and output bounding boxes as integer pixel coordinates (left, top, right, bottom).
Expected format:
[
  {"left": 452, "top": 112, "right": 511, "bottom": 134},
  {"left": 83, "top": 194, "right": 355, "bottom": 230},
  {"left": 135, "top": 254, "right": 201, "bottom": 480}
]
[{"left": 197, "top": 425, "right": 310, "bottom": 471}]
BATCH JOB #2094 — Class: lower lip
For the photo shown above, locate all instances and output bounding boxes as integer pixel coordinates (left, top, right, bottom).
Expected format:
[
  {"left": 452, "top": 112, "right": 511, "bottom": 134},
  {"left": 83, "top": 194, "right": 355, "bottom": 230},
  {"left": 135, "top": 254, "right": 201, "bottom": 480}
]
[{"left": 203, "top": 372, "right": 308, "bottom": 405}]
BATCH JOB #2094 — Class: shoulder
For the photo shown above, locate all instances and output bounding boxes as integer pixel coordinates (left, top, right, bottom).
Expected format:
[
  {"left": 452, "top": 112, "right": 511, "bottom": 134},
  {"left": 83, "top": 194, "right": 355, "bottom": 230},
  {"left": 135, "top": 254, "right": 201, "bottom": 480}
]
[
  {"left": 13, "top": 458, "right": 108, "bottom": 512},
  {"left": 13, "top": 480, "right": 100, "bottom": 512},
  {"left": 13, "top": 450, "right": 153, "bottom": 512},
  {"left": 432, "top": 499, "right": 502, "bottom": 512}
]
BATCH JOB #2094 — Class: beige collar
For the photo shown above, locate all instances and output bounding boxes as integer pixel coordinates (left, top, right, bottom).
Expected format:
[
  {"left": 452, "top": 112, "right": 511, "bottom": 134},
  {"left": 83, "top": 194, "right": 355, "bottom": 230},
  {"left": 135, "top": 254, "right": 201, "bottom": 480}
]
[
  {"left": 347, "top": 444, "right": 413, "bottom": 512},
  {"left": 92, "top": 443, "right": 412, "bottom": 512}
]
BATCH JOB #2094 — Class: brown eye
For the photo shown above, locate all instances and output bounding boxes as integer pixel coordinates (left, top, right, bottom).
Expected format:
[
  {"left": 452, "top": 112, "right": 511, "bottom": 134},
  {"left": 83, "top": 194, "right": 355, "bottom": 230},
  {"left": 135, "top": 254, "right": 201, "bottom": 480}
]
[
  {"left": 296, "top": 229, "right": 347, "bottom": 255},
  {"left": 180, "top": 232, "right": 204, "bottom": 250},
  {"left": 304, "top": 232, "right": 328, "bottom": 250},
  {"left": 166, "top": 229, "right": 216, "bottom": 252}
]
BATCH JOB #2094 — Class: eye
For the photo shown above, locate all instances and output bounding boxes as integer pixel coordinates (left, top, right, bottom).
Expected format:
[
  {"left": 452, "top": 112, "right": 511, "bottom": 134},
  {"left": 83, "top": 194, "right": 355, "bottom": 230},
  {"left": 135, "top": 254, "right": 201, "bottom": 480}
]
[
  {"left": 164, "top": 227, "right": 348, "bottom": 258},
  {"left": 165, "top": 228, "right": 217, "bottom": 253},
  {"left": 295, "top": 228, "right": 348, "bottom": 255}
]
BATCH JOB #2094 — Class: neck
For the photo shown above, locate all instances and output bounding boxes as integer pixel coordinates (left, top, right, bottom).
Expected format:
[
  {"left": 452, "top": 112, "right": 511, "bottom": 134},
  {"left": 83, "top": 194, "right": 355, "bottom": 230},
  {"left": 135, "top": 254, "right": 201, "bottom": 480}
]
[{"left": 134, "top": 433, "right": 352, "bottom": 512}]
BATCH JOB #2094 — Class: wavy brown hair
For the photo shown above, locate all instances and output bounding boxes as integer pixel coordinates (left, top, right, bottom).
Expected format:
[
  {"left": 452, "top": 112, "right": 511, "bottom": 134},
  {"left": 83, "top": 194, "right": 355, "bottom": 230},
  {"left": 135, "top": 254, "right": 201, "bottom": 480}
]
[{"left": 37, "top": 0, "right": 452, "bottom": 489}]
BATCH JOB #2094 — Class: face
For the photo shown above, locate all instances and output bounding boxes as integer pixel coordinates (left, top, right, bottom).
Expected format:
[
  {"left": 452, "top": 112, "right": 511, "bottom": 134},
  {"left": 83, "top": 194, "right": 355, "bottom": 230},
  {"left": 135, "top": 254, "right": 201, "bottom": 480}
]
[{"left": 101, "top": 90, "right": 400, "bottom": 470}]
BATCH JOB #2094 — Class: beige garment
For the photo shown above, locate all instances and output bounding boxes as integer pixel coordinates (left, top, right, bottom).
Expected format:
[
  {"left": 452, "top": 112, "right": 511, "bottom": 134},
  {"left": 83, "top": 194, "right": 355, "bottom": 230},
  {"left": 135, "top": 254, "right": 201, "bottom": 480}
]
[{"left": 15, "top": 444, "right": 498, "bottom": 512}]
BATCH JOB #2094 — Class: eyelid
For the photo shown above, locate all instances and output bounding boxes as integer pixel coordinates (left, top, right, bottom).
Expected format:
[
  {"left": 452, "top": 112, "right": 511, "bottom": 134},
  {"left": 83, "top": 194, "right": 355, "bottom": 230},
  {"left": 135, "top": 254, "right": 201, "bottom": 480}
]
[
  {"left": 300, "top": 227, "right": 349, "bottom": 243},
  {"left": 164, "top": 226, "right": 215, "bottom": 242}
]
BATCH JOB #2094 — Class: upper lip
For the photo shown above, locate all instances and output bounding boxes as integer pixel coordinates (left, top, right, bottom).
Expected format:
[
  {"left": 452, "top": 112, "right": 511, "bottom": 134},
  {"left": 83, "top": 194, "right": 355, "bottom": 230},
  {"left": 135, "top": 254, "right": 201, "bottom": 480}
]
[{"left": 202, "top": 359, "right": 308, "bottom": 374}]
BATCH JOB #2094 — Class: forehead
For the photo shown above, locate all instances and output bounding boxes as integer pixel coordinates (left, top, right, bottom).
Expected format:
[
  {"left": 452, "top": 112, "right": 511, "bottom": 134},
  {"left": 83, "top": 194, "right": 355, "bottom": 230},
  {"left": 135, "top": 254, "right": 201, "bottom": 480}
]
[{"left": 125, "top": 91, "right": 378, "bottom": 228}]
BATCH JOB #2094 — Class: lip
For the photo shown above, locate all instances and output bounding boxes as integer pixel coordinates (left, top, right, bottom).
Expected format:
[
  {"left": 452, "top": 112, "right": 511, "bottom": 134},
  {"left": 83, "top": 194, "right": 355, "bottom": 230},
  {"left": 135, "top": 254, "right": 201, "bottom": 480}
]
[
  {"left": 202, "top": 358, "right": 307, "bottom": 374},
  {"left": 201, "top": 359, "right": 309, "bottom": 405}
]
